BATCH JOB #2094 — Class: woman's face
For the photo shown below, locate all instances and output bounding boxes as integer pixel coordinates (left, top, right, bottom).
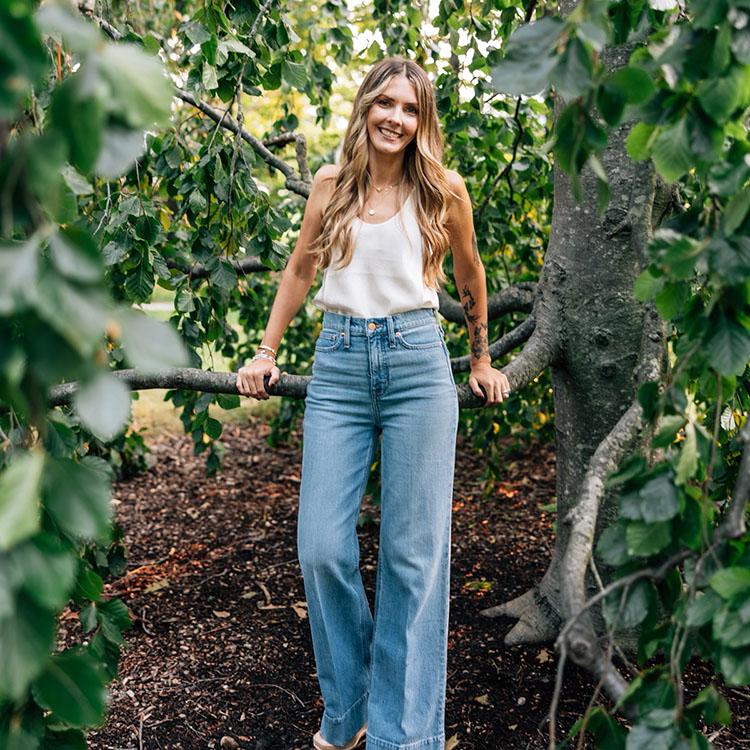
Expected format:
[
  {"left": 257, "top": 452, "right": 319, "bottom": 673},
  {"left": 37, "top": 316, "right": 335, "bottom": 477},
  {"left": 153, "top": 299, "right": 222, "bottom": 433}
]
[{"left": 365, "top": 74, "right": 419, "bottom": 157}]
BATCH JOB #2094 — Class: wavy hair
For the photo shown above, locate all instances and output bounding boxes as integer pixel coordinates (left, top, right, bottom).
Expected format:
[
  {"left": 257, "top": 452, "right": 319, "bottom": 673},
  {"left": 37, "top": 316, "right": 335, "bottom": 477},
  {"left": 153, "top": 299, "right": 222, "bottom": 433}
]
[{"left": 308, "top": 56, "right": 455, "bottom": 288}]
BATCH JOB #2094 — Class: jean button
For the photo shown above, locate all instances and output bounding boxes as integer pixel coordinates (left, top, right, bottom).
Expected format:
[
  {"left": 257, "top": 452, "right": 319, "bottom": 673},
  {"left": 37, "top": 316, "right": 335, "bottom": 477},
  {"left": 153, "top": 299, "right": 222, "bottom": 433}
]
[{"left": 368, "top": 322, "right": 376, "bottom": 331}]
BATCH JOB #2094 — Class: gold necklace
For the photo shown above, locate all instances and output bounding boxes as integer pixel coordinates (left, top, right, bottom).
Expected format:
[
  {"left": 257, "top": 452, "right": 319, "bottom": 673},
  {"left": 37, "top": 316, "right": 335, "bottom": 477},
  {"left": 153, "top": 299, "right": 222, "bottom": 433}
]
[{"left": 366, "top": 179, "right": 402, "bottom": 216}]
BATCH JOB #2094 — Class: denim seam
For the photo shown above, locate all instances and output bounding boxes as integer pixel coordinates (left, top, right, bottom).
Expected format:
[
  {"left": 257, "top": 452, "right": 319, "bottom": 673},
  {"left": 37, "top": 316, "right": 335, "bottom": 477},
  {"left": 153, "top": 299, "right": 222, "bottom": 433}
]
[
  {"left": 323, "top": 689, "right": 369, "bottom": 725},
  {"left": 365, "top": 731, "right": 445, "bottom": 749}
]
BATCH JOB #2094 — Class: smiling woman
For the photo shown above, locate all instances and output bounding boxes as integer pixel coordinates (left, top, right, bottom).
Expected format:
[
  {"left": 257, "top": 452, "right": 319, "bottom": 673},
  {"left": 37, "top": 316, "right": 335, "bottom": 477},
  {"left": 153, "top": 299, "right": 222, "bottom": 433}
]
[{"left": 235, "top": 55, "right": 511, "bottom": 750}]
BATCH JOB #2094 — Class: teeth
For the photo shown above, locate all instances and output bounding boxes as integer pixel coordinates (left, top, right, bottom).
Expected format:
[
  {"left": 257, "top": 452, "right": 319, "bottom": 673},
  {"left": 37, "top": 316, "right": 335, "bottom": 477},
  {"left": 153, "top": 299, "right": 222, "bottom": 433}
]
[{"left": 379, "top": 127, "right": 400, "bottom": 138}]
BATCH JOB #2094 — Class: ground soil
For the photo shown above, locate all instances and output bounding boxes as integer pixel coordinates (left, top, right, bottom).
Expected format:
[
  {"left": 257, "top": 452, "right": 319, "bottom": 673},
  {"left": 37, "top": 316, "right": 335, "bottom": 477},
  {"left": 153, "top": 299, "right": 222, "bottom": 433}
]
[{"left": 61, "top": 420, "right": 749, "bottom": 750}]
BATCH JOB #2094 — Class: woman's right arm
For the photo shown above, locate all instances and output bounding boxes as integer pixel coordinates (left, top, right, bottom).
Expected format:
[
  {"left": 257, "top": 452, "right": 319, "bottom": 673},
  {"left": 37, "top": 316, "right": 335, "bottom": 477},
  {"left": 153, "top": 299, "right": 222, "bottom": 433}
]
[{"left": 236, "top": 164, "right": 337, "bottom": 400}]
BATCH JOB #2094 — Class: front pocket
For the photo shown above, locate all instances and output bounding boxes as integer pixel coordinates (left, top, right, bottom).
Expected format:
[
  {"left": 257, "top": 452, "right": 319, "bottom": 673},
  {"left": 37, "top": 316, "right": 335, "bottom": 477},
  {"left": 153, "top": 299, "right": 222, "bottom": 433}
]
[
  {"left": 315, "top": 330, "right": 344, "bottom": 352},
  {"left": 395, "top": 322, "right": 443, "bottom": 350}
]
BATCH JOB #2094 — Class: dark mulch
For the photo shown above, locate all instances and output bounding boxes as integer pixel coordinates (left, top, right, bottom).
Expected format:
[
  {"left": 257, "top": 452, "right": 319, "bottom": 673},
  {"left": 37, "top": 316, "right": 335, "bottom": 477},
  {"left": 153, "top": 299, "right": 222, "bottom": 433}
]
[{"left": 58, "top": 420, "right": 749, "bottom": 749}]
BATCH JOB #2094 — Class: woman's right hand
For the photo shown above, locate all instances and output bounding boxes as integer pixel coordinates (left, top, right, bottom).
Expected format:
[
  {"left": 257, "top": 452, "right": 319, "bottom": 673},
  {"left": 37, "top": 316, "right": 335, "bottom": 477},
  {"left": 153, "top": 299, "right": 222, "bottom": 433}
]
[{"left": 236, "top": 358, "right": 281, "bottom": 400}]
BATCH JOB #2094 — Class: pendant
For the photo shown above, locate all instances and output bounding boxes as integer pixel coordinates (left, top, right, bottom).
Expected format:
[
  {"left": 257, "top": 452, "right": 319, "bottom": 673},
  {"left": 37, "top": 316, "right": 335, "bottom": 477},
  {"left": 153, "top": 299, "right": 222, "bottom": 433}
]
[{"left": 368, "top": 209, "right": 375, "bottom": 216}]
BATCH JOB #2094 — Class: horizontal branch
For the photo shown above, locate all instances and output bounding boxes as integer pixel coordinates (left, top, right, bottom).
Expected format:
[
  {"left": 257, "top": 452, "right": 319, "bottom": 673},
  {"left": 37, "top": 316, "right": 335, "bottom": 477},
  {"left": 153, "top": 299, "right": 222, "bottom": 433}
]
[
  {"left": 450, "top": 315, "right": 536, "bottom": 373},
  {"left": 48, "top": 369, "right": 491, "bottom": 410},
  {"left": 437, "top": 283, "right": 535, "bottom": 324},
  {"left": 165, "top": 255, "right": 269, "bottom": 278}
]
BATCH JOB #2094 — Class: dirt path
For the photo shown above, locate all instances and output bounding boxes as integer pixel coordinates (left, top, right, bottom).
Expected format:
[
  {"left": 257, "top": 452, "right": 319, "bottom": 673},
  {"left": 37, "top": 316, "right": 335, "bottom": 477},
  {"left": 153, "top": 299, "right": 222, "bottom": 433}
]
[{"left": 61, "top": 421, "right": 747, "bottom": 749}]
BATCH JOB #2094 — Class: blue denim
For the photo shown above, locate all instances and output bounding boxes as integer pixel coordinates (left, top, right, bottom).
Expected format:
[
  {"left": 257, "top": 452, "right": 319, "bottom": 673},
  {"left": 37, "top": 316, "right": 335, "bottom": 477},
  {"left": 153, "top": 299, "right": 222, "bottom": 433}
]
[{"left": 297, "top": 308, "right": 459, "bottom": 750}]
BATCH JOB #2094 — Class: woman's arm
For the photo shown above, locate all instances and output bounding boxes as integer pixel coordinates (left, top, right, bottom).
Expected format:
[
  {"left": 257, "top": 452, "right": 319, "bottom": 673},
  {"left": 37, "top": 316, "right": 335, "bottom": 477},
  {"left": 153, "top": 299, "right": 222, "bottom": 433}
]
[
  {"left": 445, "top": 170, "right": 510, "bottom": 405},
  {"left": 236, "top": 164, "right": 337, "bottom": 399}
]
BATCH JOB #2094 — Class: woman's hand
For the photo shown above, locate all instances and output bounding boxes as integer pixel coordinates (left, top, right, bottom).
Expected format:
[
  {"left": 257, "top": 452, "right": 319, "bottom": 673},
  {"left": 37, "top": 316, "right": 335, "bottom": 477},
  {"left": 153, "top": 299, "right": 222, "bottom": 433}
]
[
  {"left": 236, "top": 358, "right": 281, "bottom": 400},
  {"left": 469, "top": 362, "right": 511, "bottom": 406}
]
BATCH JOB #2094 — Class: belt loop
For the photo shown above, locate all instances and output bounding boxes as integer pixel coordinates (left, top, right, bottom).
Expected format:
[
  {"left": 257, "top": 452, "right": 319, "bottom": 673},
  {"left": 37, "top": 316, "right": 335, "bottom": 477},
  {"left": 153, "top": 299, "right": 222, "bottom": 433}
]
[
  {"left": 386, "top": 315, "right": 396, "bottom": 348},
  {"left": 344, "top": 315, "right": 351, "bottom": 349}
]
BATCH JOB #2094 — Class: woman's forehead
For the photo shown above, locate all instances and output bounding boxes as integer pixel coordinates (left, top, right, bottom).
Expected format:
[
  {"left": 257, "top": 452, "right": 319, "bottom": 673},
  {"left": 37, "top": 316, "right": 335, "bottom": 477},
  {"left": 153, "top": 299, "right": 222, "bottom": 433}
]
[{"left": 380, "top": 74, "right": 419, "bottom": 105}]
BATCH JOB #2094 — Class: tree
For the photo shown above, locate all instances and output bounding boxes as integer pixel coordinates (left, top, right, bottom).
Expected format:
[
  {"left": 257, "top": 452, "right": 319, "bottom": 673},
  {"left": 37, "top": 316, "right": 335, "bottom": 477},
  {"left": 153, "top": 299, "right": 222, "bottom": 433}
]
[{"left": 1, "top": 0, "right": 748, "bottom": 747}]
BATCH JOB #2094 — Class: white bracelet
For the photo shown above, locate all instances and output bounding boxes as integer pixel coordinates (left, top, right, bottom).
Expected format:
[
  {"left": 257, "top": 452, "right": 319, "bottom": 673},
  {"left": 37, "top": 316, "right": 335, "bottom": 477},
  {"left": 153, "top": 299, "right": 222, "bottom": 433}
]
[{"left": 252, "top": 352, "right": 276, "bottom": 364}]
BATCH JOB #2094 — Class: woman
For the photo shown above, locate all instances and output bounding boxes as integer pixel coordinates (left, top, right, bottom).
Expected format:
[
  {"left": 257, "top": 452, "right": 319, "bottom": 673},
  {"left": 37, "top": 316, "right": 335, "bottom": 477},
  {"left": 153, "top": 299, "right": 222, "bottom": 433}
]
[{"left": 236, "top": 56, "right": 510, "bottom": 750}]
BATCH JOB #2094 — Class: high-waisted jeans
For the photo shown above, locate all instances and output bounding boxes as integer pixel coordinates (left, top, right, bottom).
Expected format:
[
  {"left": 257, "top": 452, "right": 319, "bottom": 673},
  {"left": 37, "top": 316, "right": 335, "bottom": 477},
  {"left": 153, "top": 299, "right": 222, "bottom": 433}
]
[{"left": 297, "top": 308, "right": 459, "bottom": 750}]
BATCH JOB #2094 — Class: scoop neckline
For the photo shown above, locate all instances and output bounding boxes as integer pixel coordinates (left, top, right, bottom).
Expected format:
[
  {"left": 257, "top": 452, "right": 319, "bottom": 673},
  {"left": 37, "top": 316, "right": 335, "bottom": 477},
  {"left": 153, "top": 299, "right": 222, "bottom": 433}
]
[{"left": 355, "top": 192, "right": 412, "bottom": 226}]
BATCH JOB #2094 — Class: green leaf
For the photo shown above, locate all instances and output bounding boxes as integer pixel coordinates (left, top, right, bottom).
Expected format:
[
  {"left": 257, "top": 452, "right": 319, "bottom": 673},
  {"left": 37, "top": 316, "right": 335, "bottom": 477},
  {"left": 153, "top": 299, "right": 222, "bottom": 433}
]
[
  {"left": 626, "top": 521, "right": 672, "bottom": 557},
  {"left": 608, "top": 67, "right": 655, "bottom": 104},
  {"left": 47, "top": 75, "right": 104, "bottom": 174},
  {"left": 282, "top": 59, "right": 307, "bottom": 90},
  {"left": 704, "top": 310, "right": 750, "bottom": 376},
  {"left": 117, "top": 309, "right": 189, "bottom": 370},
  {"left": 73, "top": 372, "right": 131, "bottom": 442},
  {"left": 711, "top": 567, "right": 750, "bottom": 599},
  {"left": 95, "top": 128, "right": 146, "bottom": 179},
  {"left": 620, "top": 472, "right": 679, "bottom": 522},
  {"left": 719, "top": 647, "right": 750, "bottom": 685},
  {"left": 10, "top": 533, "right": 77, "bottom": 610},
  {"left": 33, "top": 650, "right": 108, "bottom": 727},
  {"left": 651, "top": 119, "right": 692, "bottom": 183},
  {"left": 552, "top": 36, "right": 593, "bottom": 101},
  {"left": 75, "top": 561, "right": 103, "bottom": 602},
  {"left": 205, "top": 417, "right": 222, "bottom": 440},
  {"left": 489, "top": 17, "right": 565, "bottom": 96},
  {"left": 723, "top": 188, "right": 750, "bottom": 235},
  {"left": 0, "top": 1, "right": 48, "bottom": 118},
  {"left": 697, "top": 67, "right": 745, "bottom": 123},
  {"left": 634, "top": 268, "right": 665, "bottom": 301},
  {"left": 685, "top": 590, "right": 722, "bottom": 627},
  {"left": 60, "top": 165, "right": 94, "bottom": 196},
  {"left": 603, "top": 579, "right": 654, "bottom": 630},
  {"left": 0, "top": 451, "right": 44, "bottom": 551},
  {"left": 687, "top": 685, "right": 731, "bottom": 725},
  {"left": 47, "top": 228, "right": 102, "bottom": 284},
  {"left": 627, "top": 122, "right": 657, "bottom": 161},
  {"left": 202, "top": 62, "right": 218, "bottom": 91},
  {"left": 97, "top": 599, "right": 131, "bottom": 645},
  {"left": 625, "top": 724, "right": 680, "bottom": 750},
  {"left": 43, "top": 457, "right": 112, "bottom": 541},
  {"left": 98, "top": 43, "right": 173, "bottom": 129},
  {"left": 0, "top": 237, "right": 40, "bottom": 315},
  {"left": 0, "top": 594, "right": 56, "bottom": 701}
]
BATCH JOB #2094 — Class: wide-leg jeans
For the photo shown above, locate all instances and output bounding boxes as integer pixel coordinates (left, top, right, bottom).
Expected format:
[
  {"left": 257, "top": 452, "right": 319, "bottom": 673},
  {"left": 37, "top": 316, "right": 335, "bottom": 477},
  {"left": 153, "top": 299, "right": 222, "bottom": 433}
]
[{"left": 297, "top": 308, "right": 459, "bottom": 750}]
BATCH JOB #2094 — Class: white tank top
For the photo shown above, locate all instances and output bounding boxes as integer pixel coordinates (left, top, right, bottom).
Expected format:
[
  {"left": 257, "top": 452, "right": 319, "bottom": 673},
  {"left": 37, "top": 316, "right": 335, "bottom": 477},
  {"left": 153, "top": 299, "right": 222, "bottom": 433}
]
[{"left": 312, "top": 192, "right": 440, "bottom": 318}]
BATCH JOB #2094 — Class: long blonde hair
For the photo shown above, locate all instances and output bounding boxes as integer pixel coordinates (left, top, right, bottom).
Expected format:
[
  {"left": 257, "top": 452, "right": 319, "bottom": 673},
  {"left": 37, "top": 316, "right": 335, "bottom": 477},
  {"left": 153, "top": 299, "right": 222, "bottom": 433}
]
[{"left": 308, "top": 56, "right": 454, "bottom": 288}]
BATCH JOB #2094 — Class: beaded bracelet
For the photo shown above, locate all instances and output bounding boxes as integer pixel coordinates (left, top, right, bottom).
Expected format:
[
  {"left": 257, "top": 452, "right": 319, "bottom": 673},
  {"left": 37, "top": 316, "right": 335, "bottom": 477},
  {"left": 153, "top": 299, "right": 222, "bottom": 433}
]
[{"left": 257, "top": 344, "right": 277, "bottom": 356}]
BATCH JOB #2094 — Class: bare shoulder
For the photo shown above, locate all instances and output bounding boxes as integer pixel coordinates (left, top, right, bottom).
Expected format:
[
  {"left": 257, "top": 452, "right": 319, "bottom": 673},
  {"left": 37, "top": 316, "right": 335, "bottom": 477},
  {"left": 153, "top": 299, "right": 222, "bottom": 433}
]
[
  {"left": 313, "top": 163, "right": 341, "bottom": 186},
  {"left": 445, "top": 168, "right": 469, "bottom": 208},
  {"left": 308, "top": 164, "right": 341, "bottom": 216}
]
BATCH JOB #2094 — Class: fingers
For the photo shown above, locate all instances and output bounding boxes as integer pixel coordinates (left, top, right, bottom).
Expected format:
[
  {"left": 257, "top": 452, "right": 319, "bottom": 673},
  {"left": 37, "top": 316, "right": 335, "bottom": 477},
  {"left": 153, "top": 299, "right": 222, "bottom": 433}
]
[
  {"left": 470, "top": 374, "right": 512, "bottom": 407},
  {"left": 236, "top": 365, "right": 275, "bottom": 400},
  {"left": 267, "top": 366, "right": 281, "bottom": 387}
]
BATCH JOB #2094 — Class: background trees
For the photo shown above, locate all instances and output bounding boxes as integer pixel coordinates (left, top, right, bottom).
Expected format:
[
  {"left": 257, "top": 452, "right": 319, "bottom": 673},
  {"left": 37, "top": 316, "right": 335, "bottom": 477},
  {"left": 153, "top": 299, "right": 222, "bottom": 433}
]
[{"left": 0, "top": 0, "right": 748, "bottom": 747}]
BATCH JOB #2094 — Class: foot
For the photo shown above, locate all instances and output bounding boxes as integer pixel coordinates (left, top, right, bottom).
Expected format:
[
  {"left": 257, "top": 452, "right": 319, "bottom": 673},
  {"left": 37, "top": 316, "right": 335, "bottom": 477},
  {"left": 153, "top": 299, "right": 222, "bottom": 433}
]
[{"left": 312, "top": 723, "right": 367, "bottom": 750}]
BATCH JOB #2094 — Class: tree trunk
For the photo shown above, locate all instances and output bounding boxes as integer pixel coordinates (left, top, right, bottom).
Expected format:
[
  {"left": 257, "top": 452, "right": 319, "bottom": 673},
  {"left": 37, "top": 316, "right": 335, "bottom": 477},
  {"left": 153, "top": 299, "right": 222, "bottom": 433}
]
[{"left": 483, "top": 7, "right": 671, "bottom": 644}]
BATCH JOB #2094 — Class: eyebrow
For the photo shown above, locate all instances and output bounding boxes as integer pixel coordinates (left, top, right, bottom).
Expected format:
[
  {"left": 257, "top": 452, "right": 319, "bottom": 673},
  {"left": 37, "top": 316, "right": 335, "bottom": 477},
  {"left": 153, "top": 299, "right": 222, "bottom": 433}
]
[{"left": 378, "top": 95, "right": 419, "bottom": 108}]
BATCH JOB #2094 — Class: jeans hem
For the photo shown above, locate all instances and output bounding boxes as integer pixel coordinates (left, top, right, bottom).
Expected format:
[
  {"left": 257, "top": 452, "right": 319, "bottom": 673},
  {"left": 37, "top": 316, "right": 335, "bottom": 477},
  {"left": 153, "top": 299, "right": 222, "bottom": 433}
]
[
  {"left": 365, "top": 731, "right": 445, "bottom": 749},
  {"left": 321, "top": 690, "right": 369, "bottom": 746}
]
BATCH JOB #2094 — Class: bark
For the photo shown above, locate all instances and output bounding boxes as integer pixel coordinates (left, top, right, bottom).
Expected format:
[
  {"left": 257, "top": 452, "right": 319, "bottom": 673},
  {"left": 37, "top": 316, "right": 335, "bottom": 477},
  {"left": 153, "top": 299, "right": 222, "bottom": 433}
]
[
  {"left": 47, "top": 348, "right": 538, "bottom": 410},
  {"left": 481, "top": 7, "right": 669, "bottom": 644}
]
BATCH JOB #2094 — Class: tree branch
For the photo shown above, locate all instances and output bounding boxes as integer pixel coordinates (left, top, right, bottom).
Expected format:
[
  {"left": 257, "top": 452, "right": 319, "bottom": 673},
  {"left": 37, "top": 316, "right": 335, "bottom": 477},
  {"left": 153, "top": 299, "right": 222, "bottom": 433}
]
[
  {"left": 48, "top": 369, "right": 493, "bottom": 410},
  {"left": 449, "top": 315, "right": 536, "bottom": 373},
  {"left": 437, "top": 283, "right": 535, "bottom": 323},
  {"left": 165, "top": 255, "right": 269, "bottom": 278},
  {"left": 76, "top": 2, "right": 312, "bottom": 197}
]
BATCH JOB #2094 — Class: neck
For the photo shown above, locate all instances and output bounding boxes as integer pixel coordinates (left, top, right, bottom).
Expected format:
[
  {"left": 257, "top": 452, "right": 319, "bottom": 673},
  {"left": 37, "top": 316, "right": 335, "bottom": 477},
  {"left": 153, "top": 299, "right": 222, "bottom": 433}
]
[{"left": 367, "top": 150, "right": 405, "bottom": 187}]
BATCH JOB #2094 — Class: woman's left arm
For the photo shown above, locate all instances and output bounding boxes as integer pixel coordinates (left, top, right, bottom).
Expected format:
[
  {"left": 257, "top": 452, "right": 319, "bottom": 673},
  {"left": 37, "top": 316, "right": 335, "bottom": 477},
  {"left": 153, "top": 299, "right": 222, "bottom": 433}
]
[{"left": 445, "top": 170, "right": 511, "bottom": 406}]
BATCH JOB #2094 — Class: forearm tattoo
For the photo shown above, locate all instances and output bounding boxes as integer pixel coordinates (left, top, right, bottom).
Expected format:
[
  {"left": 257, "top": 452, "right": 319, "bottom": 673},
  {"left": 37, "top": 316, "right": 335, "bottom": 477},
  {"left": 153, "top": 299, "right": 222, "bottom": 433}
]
[{"left": 460, "top": 284, "right": 490, "bottom": 362}]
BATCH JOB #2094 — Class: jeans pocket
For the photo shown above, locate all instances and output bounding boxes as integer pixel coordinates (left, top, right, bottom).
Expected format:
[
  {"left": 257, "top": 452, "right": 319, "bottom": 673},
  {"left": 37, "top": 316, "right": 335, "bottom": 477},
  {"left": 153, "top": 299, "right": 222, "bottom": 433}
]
[
  {"left": 315, "top": 330, "right": 344, "bottom": 352},
  {"left": 395, "top": 322, "right": 443, "bottom": 350}
]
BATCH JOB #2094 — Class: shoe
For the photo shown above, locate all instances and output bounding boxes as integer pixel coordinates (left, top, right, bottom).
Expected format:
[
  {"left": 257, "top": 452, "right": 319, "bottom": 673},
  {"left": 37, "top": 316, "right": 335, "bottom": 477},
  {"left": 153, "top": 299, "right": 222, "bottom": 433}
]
[{"left": 312, "top": 723, "right": 367, "bottom": 750}]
